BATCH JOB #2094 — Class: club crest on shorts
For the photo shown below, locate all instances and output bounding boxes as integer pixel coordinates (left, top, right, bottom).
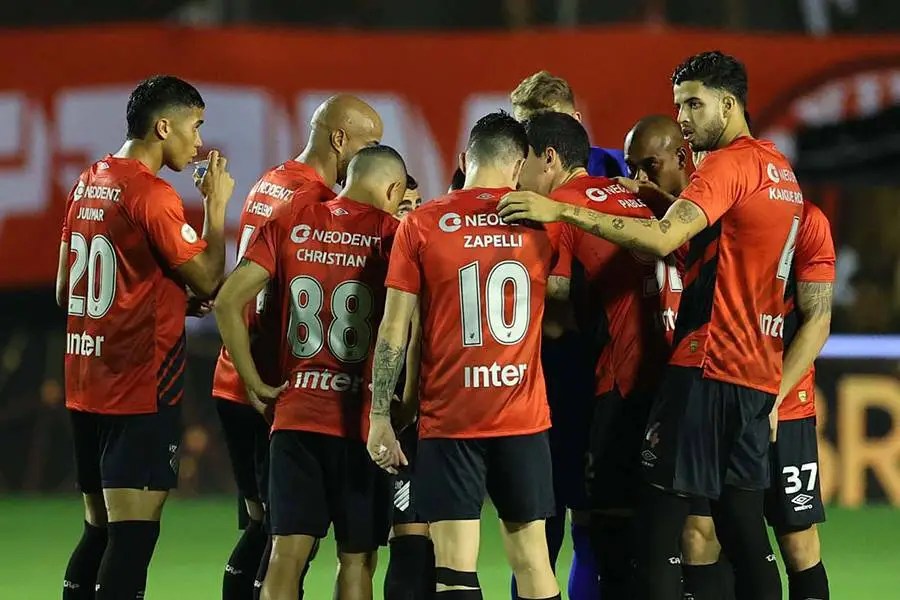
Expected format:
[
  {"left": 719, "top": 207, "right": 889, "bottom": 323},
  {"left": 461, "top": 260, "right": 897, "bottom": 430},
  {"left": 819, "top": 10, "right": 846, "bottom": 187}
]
[{"left": 168, "top": 443, "right": 180, "bottom": 475}]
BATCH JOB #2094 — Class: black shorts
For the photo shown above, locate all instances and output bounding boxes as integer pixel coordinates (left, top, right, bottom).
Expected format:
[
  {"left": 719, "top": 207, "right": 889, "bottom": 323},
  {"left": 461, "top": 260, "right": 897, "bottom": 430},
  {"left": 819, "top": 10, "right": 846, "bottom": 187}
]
[
  {"left": 391, "top": 424, "right": 422, "bottom": 526},
  {"left": 544, "top": 333, "right": 597, "bottom": 511},
  {"left": 641, "top": 366, "right": 774, "bottom": 499},
  {"left": 268, "top": 430, "right": 391, "bottom": 553},
  {"left": 586, "top": 387, "right": 654, "bottom": 511},
  {"left": 415, "top": 431, "right": 555, "bottom": 523},
  {"left": 70, "top": 401, "right": 182, "bottom": 493},
  {"left": 764, "top": 416, "right": 826, "bottom": 533},
  {"left": 216, "top": 399, "right": 270, "bottom": 528}
]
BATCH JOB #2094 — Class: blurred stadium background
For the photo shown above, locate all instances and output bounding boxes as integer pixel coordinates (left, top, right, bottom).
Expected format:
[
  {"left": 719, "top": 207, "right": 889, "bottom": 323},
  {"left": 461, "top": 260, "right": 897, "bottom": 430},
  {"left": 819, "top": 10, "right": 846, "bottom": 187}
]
[{"left": 2, "top": 0, "right": 900, "bottom": 597}]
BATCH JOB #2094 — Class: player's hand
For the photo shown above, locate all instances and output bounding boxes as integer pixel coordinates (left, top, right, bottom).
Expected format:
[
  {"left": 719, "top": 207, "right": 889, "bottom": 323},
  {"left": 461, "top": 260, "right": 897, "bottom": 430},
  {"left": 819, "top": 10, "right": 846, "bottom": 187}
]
[
  {"left": 769, "top": 405, "right": 779, "bottom": 442},
  {"left": 186, "top": 290, "right": 213, "bottom": 318},
  {"left": 198, "top": 150, "right": 235, "bottom": 207},
  {"left": 367, "top": 416, "right": 407, "bottom": 475},
  {"left": 613, "top": 177, "right": 670, "bottom": 205},
  {"left": 498, "top": 191, "right": 564, "bottom": 224},
  {"left": 245, "top": 379, "right": 288, "bottom": 422}
]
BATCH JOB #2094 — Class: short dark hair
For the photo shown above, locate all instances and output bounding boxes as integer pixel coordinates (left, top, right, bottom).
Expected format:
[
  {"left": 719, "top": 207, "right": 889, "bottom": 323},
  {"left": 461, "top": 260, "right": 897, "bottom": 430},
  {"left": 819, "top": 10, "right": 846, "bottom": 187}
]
[
  {"left": 126, "top": 75, "right": 205, "bottom": 139},
  {"left": 523, "top": 112, "right": 590, "bottom": 171},
  {"left": 406, "top": 174, "right": 419, "bottom": 190},
  {"left": 466, "top": 111, "right": 528, "bottom": 166},
  {"left": 449, "top": 168, "right": 465, "bottom": 192},
  {"left": 671, "top": 51, "right": 748, "bottom": 109},
  {"left": 348, "top": 144, "right": 407, "bottom": 179}
]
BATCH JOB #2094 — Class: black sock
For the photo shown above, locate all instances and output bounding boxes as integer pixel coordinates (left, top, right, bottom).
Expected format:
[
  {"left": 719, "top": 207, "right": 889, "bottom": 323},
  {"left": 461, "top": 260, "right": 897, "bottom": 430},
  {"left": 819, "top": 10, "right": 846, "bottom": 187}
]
[
  {"left": 64, "top": 521, "right": 108, "bottom": 599},
  {"left": 788, "top": 562, "right": 829, "bottom": 600},
  {"left": 590, "top": 514, "right": 633, "bottom": 600},
  {"left": 632, "top": 485, "right": 691, "bottom": 600},
  {"left": 95, "top": 520, "right": 160, "bottom": 600},
  {"left": 385, "top": 535, "right": 435, "bottom": 600},
  {"left": 717, "top": 554, "right": 736, "bottom": 600},
  {"left": 251, "top": 536, "right": 270, "bottom": 600},
  {"left": 223, "top": 519, "right": 268, "bottom": 600},
  {"left": 683, "top": 564, "right": 728, "bottom": 600},
  {"left": 710, "top": 488, "right": 781, "bottom": 600}
]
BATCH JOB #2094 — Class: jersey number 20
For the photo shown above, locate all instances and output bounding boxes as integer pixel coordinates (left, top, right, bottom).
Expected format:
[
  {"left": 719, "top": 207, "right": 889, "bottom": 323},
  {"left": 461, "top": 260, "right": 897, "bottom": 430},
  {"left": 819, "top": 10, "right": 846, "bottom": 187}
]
[{"left": 68, "top": 233, "right": 116, "bottom": 318}]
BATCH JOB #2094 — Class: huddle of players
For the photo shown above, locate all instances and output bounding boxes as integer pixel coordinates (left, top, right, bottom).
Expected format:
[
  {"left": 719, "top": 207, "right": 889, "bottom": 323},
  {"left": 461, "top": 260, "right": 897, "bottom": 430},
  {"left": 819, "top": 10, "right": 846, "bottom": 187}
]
[{"left": 57, "top": 50, "right": 834, "bottom": 600}]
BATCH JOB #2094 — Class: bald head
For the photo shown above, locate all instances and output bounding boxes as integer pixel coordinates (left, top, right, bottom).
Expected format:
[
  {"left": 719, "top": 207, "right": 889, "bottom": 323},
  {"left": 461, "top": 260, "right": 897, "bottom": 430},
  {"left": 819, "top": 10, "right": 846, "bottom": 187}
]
[
  {"left": 311, "top": 94, "right": 383, "bottom": 135},
  {"left": 624, "top": 115, "right": 689, "bottom": 195},
  {"left": 308, "top": 94, "right": 384, "bottom": 184},
  {"left": 344, "top": 145, "right": 408, "bottom": 215}
]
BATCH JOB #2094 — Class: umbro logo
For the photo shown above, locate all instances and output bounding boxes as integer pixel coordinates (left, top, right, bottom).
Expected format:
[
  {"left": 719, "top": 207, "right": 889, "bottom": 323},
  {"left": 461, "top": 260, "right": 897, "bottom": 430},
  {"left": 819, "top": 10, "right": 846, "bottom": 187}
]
[{"left": 791, "top": 493, "right": 814, "bottom": 506}]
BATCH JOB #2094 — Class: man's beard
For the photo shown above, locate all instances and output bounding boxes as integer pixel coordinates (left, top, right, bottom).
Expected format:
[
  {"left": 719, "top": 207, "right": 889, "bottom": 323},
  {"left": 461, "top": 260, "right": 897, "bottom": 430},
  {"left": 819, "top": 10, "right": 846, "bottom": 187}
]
[{"left": 691, "top": 120, "right": 726, "bottom": 152}]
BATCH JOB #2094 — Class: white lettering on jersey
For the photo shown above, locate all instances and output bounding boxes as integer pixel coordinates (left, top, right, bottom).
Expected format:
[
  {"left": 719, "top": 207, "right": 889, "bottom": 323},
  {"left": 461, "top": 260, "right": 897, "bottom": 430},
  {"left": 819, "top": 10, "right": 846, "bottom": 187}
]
[
  {"left": 463, "top": 362, "right": 527, "bottom": 388},
  {"left": 82, "top": 185, "right": 121, "bottom": 203},
  {"left": 246, "top": 201, "right": 274, "bottom": 218},
  {"left": 439, "top": 211, "right": 518, "bottom": 234},
  {"left": 759, "top": 313, "right": 785, "bottom": 338},
  {"left": 463, "top": 234, "right": 523, "bottom": 249},
  {"left": 769, "top": 187, "right": 804, "bottom": 204},
  {"left": 290, "top": 224, "right": 381, "bottom": 248},
  {"left": 618, "top": 198, "right": 647, "bottom": 209},
  {"left": 296, "top": 249, "right": 367, "bottom": 268},
  {"left": 293, "top": 369, "right": 365, "bottom": 393},
  {"left": 255, "top": 181, "right": 294, "bottom": 202},
  {"left": 66, "top": 332, "right": 105, "bottom": 357},
  {"left": 75, "top": 206, "right": 104, "bottom": 222}
]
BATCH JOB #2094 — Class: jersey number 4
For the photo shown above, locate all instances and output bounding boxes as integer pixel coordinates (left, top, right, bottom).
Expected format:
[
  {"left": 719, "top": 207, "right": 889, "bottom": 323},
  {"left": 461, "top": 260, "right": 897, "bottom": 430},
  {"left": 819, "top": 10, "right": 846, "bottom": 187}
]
[
  {"left": 68, "top": 233, "right": 116, "bottom": 318},
  {"left": 287, "top": 276, "right": 374, "bottom": 363},
  {"left": 458, "top": 260, "right": 530, "bottom": 346}
]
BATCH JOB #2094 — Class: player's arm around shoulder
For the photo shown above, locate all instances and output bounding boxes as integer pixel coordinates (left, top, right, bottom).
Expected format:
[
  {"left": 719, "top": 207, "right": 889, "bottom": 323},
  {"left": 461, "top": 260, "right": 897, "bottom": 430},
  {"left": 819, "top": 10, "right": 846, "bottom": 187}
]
[{"left": 498, "top": 188, "right": 707, "bottom": 259}]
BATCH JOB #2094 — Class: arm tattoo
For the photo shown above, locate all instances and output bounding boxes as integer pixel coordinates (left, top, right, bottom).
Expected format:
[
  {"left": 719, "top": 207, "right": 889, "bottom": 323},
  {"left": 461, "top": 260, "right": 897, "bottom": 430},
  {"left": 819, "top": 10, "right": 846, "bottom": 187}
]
[
  {"left": 371, "top": 339, "right": 407, "bottom": 417},
  {"left": 612, "top": 218, "right": 625, "bottom": 230},
  {"left": 797, "top": 281, "right": 833, "bottom": 320},
  {"left": 674, "top": 201, "right": 701, "bottom": 224},
  {"left": 659, "top": 219, "right": 672, "bottom": 234},
  {"left": 547, "top": 276, "right": 571, "bottom": 301}
]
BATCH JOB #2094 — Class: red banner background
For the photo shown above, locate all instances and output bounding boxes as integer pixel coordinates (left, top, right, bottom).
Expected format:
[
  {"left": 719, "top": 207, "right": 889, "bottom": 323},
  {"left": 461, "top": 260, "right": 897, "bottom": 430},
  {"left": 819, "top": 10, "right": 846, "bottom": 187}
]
[{"left": 2, "top": 25, "right": 900, "bottom": 286}]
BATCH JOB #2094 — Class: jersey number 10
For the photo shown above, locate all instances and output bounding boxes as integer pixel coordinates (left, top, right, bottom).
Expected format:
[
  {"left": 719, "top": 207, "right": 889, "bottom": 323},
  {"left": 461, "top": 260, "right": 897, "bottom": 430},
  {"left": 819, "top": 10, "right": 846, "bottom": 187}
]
[{"left": 458, "top": 260, "right": 531, "bottom": 347}]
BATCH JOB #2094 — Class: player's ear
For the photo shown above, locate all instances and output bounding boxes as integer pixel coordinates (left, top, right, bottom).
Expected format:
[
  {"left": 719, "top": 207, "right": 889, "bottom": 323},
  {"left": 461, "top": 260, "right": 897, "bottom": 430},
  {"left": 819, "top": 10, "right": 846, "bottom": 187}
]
[
  {"left": 154, "top": 118, "right": 170, "bottom": 141},
  {"left": 512, "top": 157, "right": 525, "bottom": 184},
  {"left": 573, "top": 111, "right": 583, "bottom": 123},
  {"left": 331, "top": 129, "right": 346, "bottom": 152},
  {"left": 545, "top": 148, "right": 558, "bottom": 170},
  {"left": 721, "top": 95, "right": 735, "bottom": 117},
  {"left": 676, "top": 147, "right": 687, "bottom": 170},
  {"left": 458, "top": 152, "right": 467, "bottom": 174}
]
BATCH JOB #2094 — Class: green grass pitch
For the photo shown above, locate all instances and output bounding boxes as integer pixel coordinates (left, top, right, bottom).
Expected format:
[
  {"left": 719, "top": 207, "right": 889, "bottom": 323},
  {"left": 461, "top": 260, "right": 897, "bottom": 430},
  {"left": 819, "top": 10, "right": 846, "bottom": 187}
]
[{"left": 1, "top": 497, "right": 897, "bottom": 598}]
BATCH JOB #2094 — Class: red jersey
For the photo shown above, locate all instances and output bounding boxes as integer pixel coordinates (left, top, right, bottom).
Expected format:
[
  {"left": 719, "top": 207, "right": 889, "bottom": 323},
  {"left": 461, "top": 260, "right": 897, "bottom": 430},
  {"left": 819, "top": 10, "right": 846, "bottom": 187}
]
[
  {"left": 551, "top": 176, "right": 682, "bottom": 397},
  {"left": 779, "top": 202, "right": 835, "bottom": 421},
  {"left": 244, "top": 197, "right": 398, "bottom": 439},
  {"left": 212, "top": 161, "right": 335, "bottom": 404},
  {"left": 671, "top": 137, "right": 804, "bottom": 395},
  {"left": 62, "top": 157, "right": 206, "bottom": 414},
  {"left": 385, "top": 187, "right": 559, "bottom": 439}
]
